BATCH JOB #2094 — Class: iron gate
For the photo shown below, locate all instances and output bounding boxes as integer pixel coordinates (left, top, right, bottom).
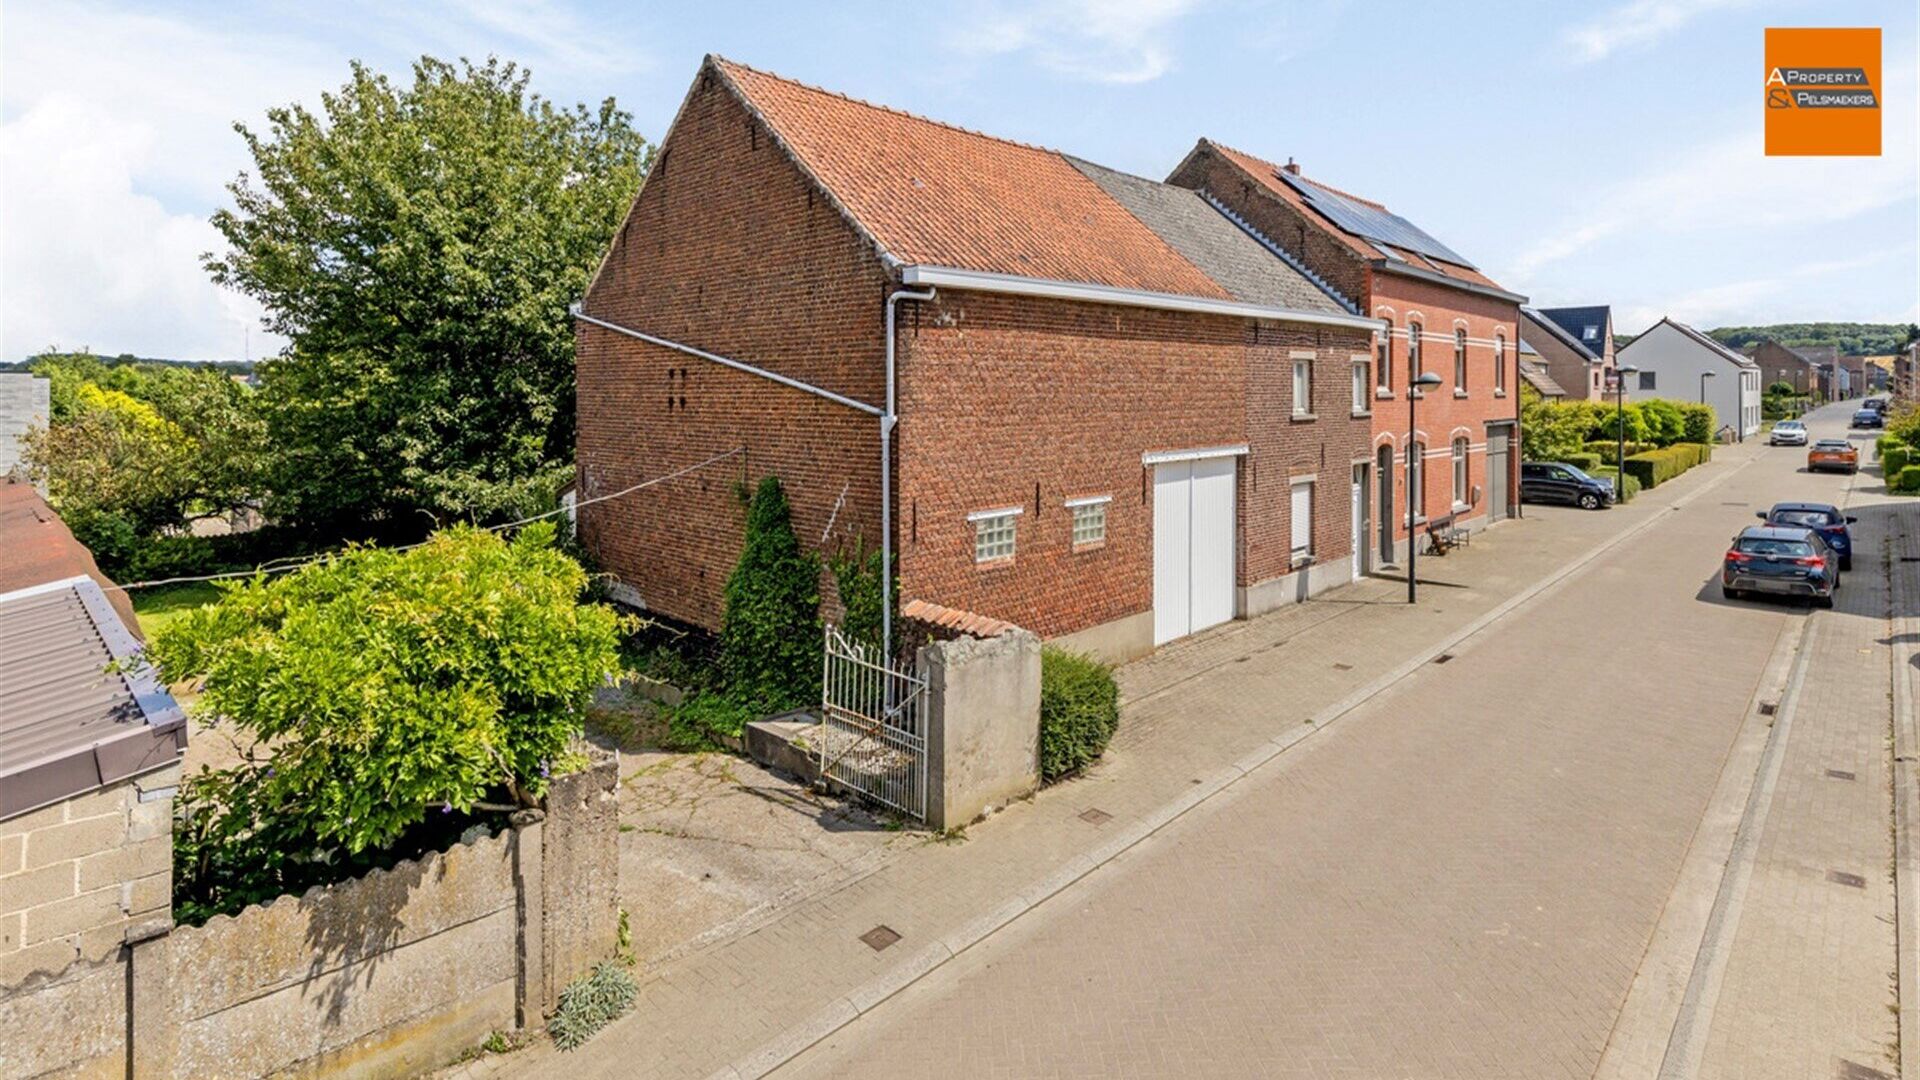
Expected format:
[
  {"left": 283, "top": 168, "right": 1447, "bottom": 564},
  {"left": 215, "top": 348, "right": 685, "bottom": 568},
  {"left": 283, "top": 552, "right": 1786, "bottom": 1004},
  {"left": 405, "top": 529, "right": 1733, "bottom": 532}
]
[{"left": 819, "top": 625, "right": 927, "bottom": 819}]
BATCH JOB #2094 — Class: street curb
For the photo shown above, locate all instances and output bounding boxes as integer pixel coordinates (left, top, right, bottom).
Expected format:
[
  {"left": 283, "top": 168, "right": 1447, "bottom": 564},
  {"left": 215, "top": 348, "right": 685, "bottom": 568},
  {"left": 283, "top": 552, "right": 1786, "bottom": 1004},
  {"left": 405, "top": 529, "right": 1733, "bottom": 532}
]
[
  {"left": 709, "top": 450, "right": 1756, "bottom": 1080},
  {"left": 1887, "top": 509, "right": 1919, "bottom": 1078}
]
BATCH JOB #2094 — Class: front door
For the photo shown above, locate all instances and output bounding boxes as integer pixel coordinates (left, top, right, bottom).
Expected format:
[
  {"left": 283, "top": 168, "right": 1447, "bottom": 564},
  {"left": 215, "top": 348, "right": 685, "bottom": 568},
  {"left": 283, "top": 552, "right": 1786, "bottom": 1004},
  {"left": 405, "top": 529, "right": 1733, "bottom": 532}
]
[
  {"left": 1487, "top": 425, "right": 1512, "bottom": 519},
  {"left": 1351, "top": 464, "right": 1367, "bottom": 578},
  {"left": 1376, "top": 444, "right": 1394, "bottom": 564}
]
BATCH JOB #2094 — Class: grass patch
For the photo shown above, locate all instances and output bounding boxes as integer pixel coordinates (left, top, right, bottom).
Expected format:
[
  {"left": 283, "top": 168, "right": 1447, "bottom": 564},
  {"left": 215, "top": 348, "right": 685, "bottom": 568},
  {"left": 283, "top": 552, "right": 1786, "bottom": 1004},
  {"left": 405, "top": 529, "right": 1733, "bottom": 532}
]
[{"left": 130, "top": 580, "right": 223, "bottom": 639}]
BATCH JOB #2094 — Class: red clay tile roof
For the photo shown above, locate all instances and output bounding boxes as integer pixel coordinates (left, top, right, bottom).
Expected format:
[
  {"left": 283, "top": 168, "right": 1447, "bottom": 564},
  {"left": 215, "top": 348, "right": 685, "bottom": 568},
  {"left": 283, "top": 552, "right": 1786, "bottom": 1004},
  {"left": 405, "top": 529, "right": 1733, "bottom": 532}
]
[
  {"left": 711, "top": 57, "right": 1233, "bottom": 300},
  {"left": 1196, "top": 140, "right": 1512, "bottom": 293},
  {"left": 900, "top": 597, "right": 1015, "bottom": 639},
  {"left": 0, "top": 480, "right": 140, "bottom": 635}
]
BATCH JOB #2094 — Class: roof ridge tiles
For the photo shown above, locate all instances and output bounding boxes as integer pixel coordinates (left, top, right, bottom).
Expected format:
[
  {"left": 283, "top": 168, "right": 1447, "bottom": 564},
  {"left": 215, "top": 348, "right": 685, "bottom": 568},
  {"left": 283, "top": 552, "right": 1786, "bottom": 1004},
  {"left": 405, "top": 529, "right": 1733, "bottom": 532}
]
[{"left": 1199, "top": 139, "right": 1391, "bottom": 211}]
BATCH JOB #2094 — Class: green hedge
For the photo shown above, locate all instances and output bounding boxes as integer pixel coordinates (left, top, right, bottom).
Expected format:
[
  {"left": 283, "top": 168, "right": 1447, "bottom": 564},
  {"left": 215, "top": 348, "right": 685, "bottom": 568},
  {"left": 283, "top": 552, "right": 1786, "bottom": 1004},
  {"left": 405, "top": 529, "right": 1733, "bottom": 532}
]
[
  {"left": 1038, "top": 646, "right": 1119, "bottom": 782},
  {"left": 1588, "top": 465, "right": 1643, "bottom": 502},
  {"left": 1886, "top": 445, "right": 1912, "bottom": 478},
  {"left": 1586, "top": 440, "right": 1657, "bottom": 465},
  {"left": 1622, "top": 442, "right": 1712, "bottom": 490},
  {"left": 1558, "top": 452, "right": 1602, "bottom": 472},
  {"left": 1897, "top": 465, "right": 1920, "bottom": 494}
]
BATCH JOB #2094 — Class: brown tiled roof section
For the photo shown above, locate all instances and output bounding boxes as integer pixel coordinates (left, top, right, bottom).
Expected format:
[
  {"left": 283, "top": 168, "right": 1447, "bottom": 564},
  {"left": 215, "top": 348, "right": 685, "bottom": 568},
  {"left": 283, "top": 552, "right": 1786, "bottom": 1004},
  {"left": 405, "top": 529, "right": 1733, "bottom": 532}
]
[
  {"left": 1201, "top": 140, "right": 1511, "bottom": 291},
  {"left": 900, "top": 598, "right": 1015, "bottom": 639},
  {"left": 0, "top": 481, "right": 140, "bottom": 635},
  {"left": 713, "top": 58, "right": 1230, "bottom": 300}
]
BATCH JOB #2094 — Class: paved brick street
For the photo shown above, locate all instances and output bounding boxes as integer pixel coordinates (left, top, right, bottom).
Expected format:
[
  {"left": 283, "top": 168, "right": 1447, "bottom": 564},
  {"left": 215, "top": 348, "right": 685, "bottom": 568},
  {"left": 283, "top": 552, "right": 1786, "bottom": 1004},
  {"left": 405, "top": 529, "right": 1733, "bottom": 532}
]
[{"left": 462, "top": 405, "right": 1911, "bottom": 1080}]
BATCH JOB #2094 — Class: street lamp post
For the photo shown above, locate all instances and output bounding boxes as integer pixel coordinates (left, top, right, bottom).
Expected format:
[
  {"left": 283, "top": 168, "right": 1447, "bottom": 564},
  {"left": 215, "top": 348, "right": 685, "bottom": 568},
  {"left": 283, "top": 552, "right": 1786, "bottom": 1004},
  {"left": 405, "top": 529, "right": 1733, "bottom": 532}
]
[
  {"left": 1615, "top": 364, "right": 1640, "bottom": 500},
  {"left": 1406, "top": 371, "right": 1444, "bottom": 603}
]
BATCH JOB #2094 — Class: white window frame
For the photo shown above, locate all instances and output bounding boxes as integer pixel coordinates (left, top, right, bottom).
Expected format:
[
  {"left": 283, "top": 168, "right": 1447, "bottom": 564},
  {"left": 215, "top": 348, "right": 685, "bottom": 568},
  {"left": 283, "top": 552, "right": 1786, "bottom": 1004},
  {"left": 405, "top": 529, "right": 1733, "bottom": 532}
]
[
  {"left": 1351, "top": 360, "right": 1370, "bottom": 414},
  {"left": 1289, "top": 480, "right": 1313, "bottom": 564},
  {"left": 968, "top": 507, "right": 1022, "bottom": 563},
  {"left": 1452, "top": 437, "right": 1470, "bottom": 509},
  {"left": 1494, "top": 333, "right": 1507, "bottom": 394},
  {"left": 1408, "top": 322, "right": 1423, "bottom": 377},
  {"left": 1376, "top": 325, "right": 1393, "bottom": 391},
  {"left": 1453, "top": 328, "right": 1468, "bottom": 392},
  {"left": 1065, "top": 494, "right": 1110, "bottom": 548},
  {"left": 1293, "top": 356, "right": 1313, "bottom": 415}
]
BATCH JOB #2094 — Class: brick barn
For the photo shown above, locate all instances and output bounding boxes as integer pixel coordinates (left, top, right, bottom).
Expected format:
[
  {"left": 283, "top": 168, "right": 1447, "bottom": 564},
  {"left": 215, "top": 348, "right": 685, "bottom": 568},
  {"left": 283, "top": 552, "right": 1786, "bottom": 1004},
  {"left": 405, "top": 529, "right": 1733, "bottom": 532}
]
[
  {"left": 1166, "top": 142, "right": 1528, "bottom": 565},
  {"left": 574, "top": 57, "right": 1382, "bottom": 661}
]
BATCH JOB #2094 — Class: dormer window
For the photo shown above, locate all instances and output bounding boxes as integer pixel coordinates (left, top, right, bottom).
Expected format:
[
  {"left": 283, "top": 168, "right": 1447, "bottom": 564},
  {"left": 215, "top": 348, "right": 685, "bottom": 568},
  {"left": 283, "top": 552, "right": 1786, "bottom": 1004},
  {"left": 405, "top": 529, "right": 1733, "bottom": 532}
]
[{"left": 1583, "top": 325, "right": 1599, "bottom": 341}]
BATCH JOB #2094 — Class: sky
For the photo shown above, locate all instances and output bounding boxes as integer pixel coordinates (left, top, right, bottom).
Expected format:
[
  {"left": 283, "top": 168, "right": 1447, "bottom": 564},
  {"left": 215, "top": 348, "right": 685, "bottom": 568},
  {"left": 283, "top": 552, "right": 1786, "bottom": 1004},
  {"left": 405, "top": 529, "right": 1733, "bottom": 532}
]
[{"left": 1, "top": 0, "right": 1915, "bottom": 363}]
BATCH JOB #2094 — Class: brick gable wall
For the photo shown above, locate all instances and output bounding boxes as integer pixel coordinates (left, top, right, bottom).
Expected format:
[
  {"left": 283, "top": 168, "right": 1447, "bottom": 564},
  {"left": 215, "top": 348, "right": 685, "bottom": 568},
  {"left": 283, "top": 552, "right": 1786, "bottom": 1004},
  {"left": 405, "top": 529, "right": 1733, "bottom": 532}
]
[
  {"left": 576, "top": 72, "right": 891, "bottom": 630},
  {"left": 1165, "top": 147, "right": 1371, "bottom": 306}
]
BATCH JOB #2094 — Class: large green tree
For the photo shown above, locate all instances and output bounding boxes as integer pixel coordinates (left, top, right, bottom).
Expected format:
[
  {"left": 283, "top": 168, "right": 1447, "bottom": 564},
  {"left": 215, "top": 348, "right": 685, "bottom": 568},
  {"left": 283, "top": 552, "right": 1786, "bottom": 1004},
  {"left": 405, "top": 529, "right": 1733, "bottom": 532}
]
[{"left": 207, "top": 57, "right": 650, "bottom": 532}]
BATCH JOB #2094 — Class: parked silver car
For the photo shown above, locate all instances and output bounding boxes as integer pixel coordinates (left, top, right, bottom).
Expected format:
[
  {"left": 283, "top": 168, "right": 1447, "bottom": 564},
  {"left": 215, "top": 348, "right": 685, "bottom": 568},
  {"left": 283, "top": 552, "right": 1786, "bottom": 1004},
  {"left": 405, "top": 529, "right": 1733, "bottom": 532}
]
[{"left": 1767, "top": 419, "right": 1808, "bottom": 446}]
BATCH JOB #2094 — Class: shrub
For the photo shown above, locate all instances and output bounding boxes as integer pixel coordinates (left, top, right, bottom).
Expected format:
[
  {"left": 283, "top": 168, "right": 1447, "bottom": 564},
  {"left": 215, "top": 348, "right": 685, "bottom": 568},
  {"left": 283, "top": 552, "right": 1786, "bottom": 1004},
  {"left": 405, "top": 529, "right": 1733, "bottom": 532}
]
[
  {"left": 1898, "top": 465, "right": 1920, "bottom": 494},
  {"left": 549, "top": 961, "right": 638, "bottom": 1051},
  {"left": 1679, "top": 402, "right": 1715, "bottom": 444},
  {"left": 1639, "top": 399, "right": 1686, "bottom": 445},
  {"left": 828, "top": 542, "right": 892, "bottom": 654},
  {"left": 1621, "top": 442, "right": 1710, "bottom": 490},
  {"left": 1885, "top": 445, "right": 1911, "bottom": 478},
  {"left": 664, "top": 691, "right": 757, "bottom": 749},
  {"left": 1586, "top": 440, "right": 1657, "bottom": 465},
  {"left": 719, "top": 477, "right": 822, "bottom": 713},
  {"left": 1587, "top": 465, "right": 1642, "bottom": 502},
  {"left": 1879, "top": 434, "right": 1903, "bottom": 458},
  {"left": 149, "top": 524, "right": 624, "bottom": 859},
  {"left": 1038, "top": 646, "right": 1120, "bottom": 782},
  {"left": 1558, "top": 452, "right": 1602, "bottom": 472}
]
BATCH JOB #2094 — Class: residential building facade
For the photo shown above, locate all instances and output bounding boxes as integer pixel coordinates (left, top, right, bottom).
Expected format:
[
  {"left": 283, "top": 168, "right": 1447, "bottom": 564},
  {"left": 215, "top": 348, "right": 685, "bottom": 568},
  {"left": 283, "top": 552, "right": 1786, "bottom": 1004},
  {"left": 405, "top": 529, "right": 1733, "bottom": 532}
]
[
  {"left": 1616, "top": 319, "right": 1763, "bottom": 440},
  {"left": 1165, "top": 141, "right": 1526, "bottom": 566},
  {"left": 1523, "top": 306, "right": 1615, "bottom": 401},
  {"left": 1747, "top": 340, "right": 1821, "bottom": 399},
  {"left": 574, "top": 58, "right": 1379, "bottom": 662}
]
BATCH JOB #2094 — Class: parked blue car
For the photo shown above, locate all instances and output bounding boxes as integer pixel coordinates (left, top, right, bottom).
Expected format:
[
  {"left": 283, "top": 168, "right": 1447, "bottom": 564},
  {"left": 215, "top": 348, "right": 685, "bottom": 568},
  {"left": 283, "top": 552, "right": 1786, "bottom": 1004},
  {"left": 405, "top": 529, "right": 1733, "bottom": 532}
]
[
  {"left": 1851, "top": 408, "right": 1883, "bottom": 429},
  {"left": 1723, "top": 525, "right": 1837, "bottom": 607},
  {"left": 1757, "top": 501, "right": 1857, "bottom": 571}
]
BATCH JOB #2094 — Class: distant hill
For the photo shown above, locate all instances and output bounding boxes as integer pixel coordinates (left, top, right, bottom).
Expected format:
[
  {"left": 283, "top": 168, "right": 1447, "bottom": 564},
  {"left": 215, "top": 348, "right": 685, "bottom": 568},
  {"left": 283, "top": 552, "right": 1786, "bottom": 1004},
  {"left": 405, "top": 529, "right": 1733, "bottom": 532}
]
[
  {"left": 1, "top": 351, "right": 255, "bottom": 375},
  {"left": 1705, "top": 322, "right": 1918, "bottom": 357}
]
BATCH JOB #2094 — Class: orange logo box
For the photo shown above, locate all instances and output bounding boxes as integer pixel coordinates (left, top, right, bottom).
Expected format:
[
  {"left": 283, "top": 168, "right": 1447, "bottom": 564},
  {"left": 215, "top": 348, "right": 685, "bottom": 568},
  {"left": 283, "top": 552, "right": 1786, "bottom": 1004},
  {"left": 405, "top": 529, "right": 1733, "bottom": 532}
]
[{"left": 1765, "top": 27, "right": 1881, "bottom": 156}]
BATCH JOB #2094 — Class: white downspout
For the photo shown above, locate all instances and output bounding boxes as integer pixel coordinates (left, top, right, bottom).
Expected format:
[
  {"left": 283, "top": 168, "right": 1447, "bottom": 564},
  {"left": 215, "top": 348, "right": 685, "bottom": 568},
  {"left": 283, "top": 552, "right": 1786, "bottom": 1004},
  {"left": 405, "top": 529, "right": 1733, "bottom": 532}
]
[{"left": 883, "top": 288, "right": 935, "bottom": 660}]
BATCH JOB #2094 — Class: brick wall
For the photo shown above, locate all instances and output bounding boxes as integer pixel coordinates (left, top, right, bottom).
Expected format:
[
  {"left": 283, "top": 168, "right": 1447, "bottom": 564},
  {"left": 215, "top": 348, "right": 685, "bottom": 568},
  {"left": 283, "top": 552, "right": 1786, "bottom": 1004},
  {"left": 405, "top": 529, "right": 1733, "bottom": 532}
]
[
  {"left": 897, "top": 289, "right": 1370, "bottom": 637},
  {"left": 1371, "top": 271, "right": 1522, "bottom": 538},
  {"left": 1165, "top": 146, "right": 1370, "bottom": 305},
  {"left": 576, "top": 68, "right": 890, "bottom": 631},
  {"left": 0, "top": 764, "right": 175, "bottom": 987},
  {"left": 1524, "top": 313, "right": 1606, "bottom": 401}
]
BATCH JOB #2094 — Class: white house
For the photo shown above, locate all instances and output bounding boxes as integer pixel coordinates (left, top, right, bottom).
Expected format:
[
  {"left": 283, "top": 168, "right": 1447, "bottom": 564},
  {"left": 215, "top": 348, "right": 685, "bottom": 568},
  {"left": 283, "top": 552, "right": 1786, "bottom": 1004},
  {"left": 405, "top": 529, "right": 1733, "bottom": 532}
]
[{"left": 1615, "top": 318, "right": 1762, "bottom": 441}]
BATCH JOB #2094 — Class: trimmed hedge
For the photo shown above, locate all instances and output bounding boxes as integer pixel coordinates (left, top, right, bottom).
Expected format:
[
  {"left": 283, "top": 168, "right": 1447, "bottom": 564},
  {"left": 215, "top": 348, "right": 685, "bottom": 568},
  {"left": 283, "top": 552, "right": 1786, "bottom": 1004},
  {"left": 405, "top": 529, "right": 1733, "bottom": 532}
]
[
  {"left": 1621, "top": 442, "right": 1712, "bottom": 490},
  {"left": 1897, "top": 465, "right": 1920, "bottom": 494},
  {"left": 1586, "top": 439, "right": 1657, "bottom": 465},
  {"left": 1038, "top": 646, "right": 1119, "bottom": 782},
  {"left": 1559, "top": 452, "right": 1603, "bottom": 472},
  {"left": 1885, "top": 445, "right": 1911, "bottom": 478},
  {"left": 1588, "top": 465, "right": 1643, "bottom": 502}
]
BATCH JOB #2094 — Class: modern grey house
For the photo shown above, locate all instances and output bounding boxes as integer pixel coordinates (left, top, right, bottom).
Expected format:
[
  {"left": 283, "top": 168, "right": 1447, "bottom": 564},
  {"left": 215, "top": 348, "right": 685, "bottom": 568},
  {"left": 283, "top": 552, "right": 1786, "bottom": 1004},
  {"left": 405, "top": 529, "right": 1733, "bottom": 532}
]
[{"left": 1615, "top": 318, "right": 1762, "bottom": 441}]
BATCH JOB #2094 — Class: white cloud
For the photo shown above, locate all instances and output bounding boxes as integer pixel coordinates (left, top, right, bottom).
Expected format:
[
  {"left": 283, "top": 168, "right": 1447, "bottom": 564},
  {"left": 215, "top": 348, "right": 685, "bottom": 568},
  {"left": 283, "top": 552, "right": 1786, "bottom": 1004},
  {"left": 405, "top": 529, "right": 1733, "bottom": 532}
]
[
  {"left": 1612, "top": 249, "right": 1909, "bottom": 331},
  {"left": 953, "top": 0, "right": 1202, "bottom": 84},
  {"left": 1561, "top": 0, "right": 1759, "bottom": 65}
]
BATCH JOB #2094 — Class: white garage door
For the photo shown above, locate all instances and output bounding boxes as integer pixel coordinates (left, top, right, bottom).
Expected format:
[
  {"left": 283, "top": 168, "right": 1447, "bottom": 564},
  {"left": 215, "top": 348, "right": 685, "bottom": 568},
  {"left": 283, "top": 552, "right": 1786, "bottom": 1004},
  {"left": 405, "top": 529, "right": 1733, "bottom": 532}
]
[{"left": 1153, "top": 456, "right": 1237, "bottom": 645}]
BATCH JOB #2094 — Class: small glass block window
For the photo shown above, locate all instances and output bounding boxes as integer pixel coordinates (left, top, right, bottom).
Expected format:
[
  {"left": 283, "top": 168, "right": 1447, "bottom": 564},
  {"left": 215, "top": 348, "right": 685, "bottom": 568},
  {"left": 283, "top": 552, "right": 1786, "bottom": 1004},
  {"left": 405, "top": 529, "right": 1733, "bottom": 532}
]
[
  {"left": 972, "top": 510, "right": 1018, "bottom": 562},
  {"left": 1069, "top": 498, "right": 1108, "bottom": 546}
]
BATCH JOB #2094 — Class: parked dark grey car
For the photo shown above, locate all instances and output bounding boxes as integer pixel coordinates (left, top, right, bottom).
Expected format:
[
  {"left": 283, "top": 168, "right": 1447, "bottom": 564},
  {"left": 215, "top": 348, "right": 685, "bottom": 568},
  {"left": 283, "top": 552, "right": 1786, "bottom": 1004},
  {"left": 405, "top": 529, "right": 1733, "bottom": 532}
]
[
  {"left": 1521, "top": 462, "right": 1615, "bottom": 510},
  {"left": 1722, "top": 525, "right": 1837, "bottom": 607}
]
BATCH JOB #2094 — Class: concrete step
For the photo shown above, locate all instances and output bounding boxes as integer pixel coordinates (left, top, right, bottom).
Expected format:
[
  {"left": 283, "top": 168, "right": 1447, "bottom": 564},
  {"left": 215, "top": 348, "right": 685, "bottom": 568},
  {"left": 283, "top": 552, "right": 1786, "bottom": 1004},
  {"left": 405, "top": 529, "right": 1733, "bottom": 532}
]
[{"left": 745, "top": 709, "right": 821, "bottom": 784}]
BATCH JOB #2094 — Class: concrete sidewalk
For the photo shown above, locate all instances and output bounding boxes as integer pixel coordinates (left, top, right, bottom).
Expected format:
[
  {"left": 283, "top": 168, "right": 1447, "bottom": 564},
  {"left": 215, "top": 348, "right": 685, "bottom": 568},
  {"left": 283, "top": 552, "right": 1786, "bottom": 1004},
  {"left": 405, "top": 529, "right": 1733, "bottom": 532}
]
[{"left": 457, "top": 444, "right": 1759, "bottom": 1080}]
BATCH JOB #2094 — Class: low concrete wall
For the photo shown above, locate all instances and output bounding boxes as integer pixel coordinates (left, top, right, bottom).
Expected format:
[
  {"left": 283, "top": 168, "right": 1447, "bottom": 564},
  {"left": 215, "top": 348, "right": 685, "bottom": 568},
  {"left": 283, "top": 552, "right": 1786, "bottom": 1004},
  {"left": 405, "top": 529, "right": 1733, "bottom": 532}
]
[
  {"left": 922, "top": 630, "right": 1042, "bottom": 831},
  {"left": 0, "top": 761, "right": 620, "bottom": 1080},
  {"left": 1048, "top": 609, "right": 1154, "bottom": 666},
  {"left": 1239, "top": 558, "right": 1356, "bottom": 619}
]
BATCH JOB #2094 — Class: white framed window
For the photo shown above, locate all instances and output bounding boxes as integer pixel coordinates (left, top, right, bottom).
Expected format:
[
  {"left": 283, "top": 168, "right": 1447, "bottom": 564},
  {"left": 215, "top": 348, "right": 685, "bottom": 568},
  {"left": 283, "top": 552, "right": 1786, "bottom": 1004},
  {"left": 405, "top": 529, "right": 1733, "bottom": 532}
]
[
  {"left": 1293, "top": 357, "right": 1313, "bottom": 415},
  {"left": 1408, "top": 322, "right": 1423, "bottom": 377},
  {"left": 1376, "top": 324, "right": 1393, "bottom": 390},
  {"left": 969, "top": 507, "right": 1021, "bottom": 562},
  {"left": 1289, "top": 481, "right": 1313, "bottom": 562},
  {"left": 1494, "top": 333, "right": 1507, "bottom": 393},
  {"left": 1638, "top": 371, "right": 1657, "bottom": 391},
  {"left": 1452, "top": 437, "right": 1470, "bottom": 507},
  {"left": 1453, "top": 329, "right": 1468, "bottom": 391},
  {"left": 1066, "top": 495, "right": 1109, "bottom": 547},
  {"left": 1351, "top": 360, "right": 1370, "bottom": 413}
]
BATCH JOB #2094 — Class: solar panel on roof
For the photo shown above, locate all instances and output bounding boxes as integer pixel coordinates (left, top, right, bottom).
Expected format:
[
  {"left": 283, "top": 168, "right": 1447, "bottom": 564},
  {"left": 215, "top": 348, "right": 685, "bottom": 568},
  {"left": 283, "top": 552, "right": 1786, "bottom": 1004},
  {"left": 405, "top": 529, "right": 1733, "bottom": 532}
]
[{"left": 1276, "top": 170, "right": 1476, "bottom": 270}]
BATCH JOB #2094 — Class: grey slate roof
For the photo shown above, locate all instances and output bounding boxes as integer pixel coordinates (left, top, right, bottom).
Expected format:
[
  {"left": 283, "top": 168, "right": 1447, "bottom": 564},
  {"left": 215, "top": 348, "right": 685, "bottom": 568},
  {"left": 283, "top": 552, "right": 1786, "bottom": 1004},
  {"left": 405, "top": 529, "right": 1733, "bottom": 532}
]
[
  {"left": 1067, "top": 157, "right": 1350, "bottom": 315},
  {"left": 1537, "top": 306, "right": 1610, "bottom": 354},
  {"left": 1519, "top": 359, "right": 1567, "bottom": 397},
  {"left": 0, "top": 576, "right": 185, "bottom": 821},
  {"left": 1520, "top": 305, "right": 1600, "bottom": 361}
]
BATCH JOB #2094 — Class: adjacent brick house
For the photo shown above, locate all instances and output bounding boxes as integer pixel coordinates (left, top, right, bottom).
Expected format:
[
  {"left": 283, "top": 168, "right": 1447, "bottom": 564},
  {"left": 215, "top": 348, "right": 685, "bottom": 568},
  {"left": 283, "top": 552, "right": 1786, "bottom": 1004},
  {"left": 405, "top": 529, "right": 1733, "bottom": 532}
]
[
  {"left": 1521, "top": 305, "right": 1615, "bottom": 402},
  {"left": 1166, "top": 142, "right": 1526, "bottom": 565},
  {"left": 574, "top": 58, "right": 1380, "bottom": 661},
  {"left": 1747, "top": 339, "right": 1822, "bottom": 399}
]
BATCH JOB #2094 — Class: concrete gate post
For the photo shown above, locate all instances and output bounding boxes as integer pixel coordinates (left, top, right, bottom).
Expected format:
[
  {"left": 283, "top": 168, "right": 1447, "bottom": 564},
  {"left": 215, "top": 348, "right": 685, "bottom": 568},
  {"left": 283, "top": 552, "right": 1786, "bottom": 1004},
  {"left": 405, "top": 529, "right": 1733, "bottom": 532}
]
[{"left": 922, "top": 629, "right": 1042, "bottom": 831}]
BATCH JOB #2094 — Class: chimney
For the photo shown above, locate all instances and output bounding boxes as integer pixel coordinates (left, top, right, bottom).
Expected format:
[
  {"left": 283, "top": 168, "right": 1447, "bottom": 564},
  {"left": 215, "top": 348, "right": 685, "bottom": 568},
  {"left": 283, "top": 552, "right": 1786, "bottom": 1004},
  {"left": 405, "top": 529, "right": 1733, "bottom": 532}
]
[{"left": 1283, "top": 157, "right": 1301, "bottom": 175}]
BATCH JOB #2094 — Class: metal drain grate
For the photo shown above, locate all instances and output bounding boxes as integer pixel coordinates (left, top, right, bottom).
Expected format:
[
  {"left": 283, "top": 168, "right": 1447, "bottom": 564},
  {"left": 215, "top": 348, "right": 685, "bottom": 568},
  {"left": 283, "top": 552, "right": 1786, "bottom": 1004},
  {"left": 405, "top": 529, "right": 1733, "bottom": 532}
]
[
  {"left": 1432, "top": 653, "right": 1455, "bottom": 664},
  {"left": 1826, "top": 870, "right": 1867, "bottom": 889},
  {"left": 1078, "top": 808, "right": 1113, "bottom": 825},
  {"left": 859, "top": 925, "right": 901, "bottom": 951},
  {"left": 1758, "top": 702, "right": 1777, "bottom": 716},
  {"left": 1826, "top": 769, "right": 1857, "bottom": 781}
]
